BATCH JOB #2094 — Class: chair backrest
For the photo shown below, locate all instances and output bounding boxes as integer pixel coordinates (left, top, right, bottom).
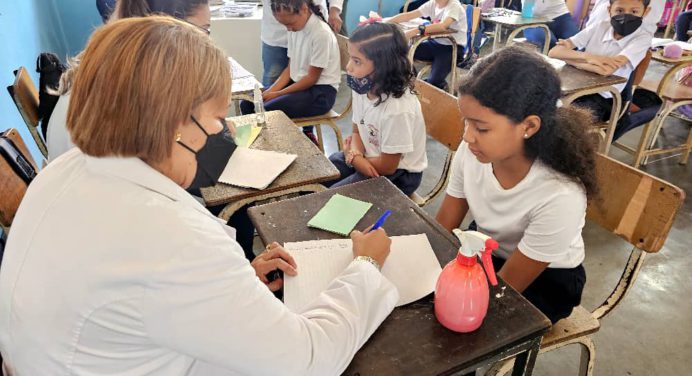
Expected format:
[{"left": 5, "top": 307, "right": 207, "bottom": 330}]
[
  {"left": 586, "top": 154, "right": 685, "bottom": 253},
  {"left": 566, "top": 0, "right": 591, "bottom": 29},
  {"left": 6, "top": 67, "right": 47, "bottom": 157},
  {"left": 414, "top": 79, "right": 464, "bottom": 151},
  {"left": 0, "top": 129, "right": 38, "bottom": 230},
  {"left": 336, "top": 34, "right": 349, "bottom": 72}
]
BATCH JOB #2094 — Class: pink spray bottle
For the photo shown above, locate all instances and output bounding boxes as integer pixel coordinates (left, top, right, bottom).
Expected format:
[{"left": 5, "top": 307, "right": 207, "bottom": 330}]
[{"left": 434, "top": 229, "right": 499, "bottom": 333}]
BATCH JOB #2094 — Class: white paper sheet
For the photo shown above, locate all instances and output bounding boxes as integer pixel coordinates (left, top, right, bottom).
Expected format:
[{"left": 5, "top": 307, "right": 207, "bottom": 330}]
[
  {"left": 219, "top": 148, "right": 296, "bottom": 189},
  {"left": 283, "top": 234, "right": 443, "bottom": 313}
]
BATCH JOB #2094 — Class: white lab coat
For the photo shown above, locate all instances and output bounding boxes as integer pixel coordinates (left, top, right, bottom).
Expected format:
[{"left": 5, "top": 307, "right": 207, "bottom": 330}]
[{"left": 0, "top": 148, "right": 398, "bottom": 375}]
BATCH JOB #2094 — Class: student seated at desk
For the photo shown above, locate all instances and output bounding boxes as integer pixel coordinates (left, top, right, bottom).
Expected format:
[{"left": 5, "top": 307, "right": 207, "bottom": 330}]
[
  {"left": 548, "top": 0, "right": 652, "bottom": 122},
  {"left": 586, "top": 0, "right": 664, "bottom": 37},
  {"left": 324, "top": 22, "right": 428, "bottom": 197},
  {"left": 387, "top": 0, "right": 467, "bottom": 91},
  {"left": 523, "top": 0, "right": 579, "bottom": 50},
  {"left": 242, "top": 0, "right": 341, "bottom": 144},
  {"left": 436, "top": 46, "right": 597, "bottom": 324},
  {"left": 0, "top": 17, "right": 398, "bottom": 375}
]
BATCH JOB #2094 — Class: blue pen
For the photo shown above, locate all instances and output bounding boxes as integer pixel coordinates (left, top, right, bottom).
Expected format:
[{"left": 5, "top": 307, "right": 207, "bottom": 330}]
[{"left": 367, "top": 210, "right": 392, "bottom": 233}]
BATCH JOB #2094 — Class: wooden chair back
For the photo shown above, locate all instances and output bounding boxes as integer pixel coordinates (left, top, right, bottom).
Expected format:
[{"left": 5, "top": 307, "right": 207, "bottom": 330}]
[
  {"left": 337, "top": 34, "right": 350, "bottom": 72},
  {"left": 0, "top": 129, "right": 38, "bottom": 230},
  {"left": 586, "top": 154, "right": 685, "bottom": 253},
  {"left": 414, "top": 79, "right": 464, "bottom": 151},
  {"left": 6, "top": 67, "right": 47, "bottom": 157},
  {"left": 632, "top": 50, "right": 652, "bottom": 87}
]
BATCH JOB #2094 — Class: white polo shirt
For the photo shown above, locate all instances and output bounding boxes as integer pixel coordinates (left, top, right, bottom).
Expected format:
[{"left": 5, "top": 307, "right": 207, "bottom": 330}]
[
  {"left": 533, "top": 0, "right": 570, "bottom": 21},
  {"left": 569, "top": 20, "right": 651, "bottom": 98},
  {"left": 418, "top": 0, "right": 467, "bottom": 46},
  {"left": 586, "top": 0, "right": 665, "bottom": 36},
  {"left": 352, "top": 90, "right": 428, "bottom": 173},
  {"left": 261, "top": 0, "right": 337, "bottom": 48},
  {"left": 447, "top": 142, "right": 586, "bottom": 269},
  {"left": 287, "top": 13, "right": 341, "bottom": 89}
]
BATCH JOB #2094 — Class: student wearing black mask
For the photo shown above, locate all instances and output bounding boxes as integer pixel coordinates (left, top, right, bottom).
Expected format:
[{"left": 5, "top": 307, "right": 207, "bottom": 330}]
[{"left": 548, "top": 0, "right": 652, "bottom": 122}]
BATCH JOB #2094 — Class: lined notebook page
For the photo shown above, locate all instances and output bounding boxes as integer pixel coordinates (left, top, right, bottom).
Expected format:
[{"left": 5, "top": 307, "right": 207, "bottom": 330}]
[{"left": 283, "top": 234, "right": 443, "bottom": 313}]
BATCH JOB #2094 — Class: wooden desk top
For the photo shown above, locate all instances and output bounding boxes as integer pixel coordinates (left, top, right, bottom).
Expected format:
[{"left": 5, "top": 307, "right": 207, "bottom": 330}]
[
  {"left": 651, "top": 49, "right": 692, "bottom": 65},
  {"left": 559, "top": 65, "right": 627, "bottom": 97},
  {"left": 200, "top": 111, "right": 339, "bottom": 206},
  {"left": 482, "top": 9, "right": 550, "bottom": 27},
  {"left": 248, "top": 178, "right": 551, "bottom": 375}
]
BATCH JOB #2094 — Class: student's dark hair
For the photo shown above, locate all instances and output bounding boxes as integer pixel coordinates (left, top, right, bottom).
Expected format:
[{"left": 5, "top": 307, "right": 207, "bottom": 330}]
[
  {"left": 457, "top": 46, "right": 599, "bottom": 199},
  {"left": 350, "top": 22, "right": 416, "bottom": 106},
  {"left": 270, "top": 0, "right": 326, "bottom": 22},
  {"left": 115, "top": 0, "right": 209, "bottom": 20},
  {"left": 609, "top": 0, "right": 650, "bottom": 6}
]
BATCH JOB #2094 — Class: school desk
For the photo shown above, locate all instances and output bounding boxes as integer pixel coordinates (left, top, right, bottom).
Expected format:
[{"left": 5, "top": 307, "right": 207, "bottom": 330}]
[
  {"left": 228, "top": 57, "right": 263, "bottom": 116},
  {"left": 200, "top": 111, "right": 339, "bottom": 221},
  {"left": 482, "top": 8, "right": 552, "bottom": 55},
  {"left": 559, "top": 65, "right": 627, "bottom": 155},
  {"left": 247, "top": 177, "right": 552, "bottom": 376}
]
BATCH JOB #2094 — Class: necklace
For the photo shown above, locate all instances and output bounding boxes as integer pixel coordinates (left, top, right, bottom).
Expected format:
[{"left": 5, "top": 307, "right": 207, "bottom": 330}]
[{"left": 359, "top": 95, "right": 378, "bottom": 126}]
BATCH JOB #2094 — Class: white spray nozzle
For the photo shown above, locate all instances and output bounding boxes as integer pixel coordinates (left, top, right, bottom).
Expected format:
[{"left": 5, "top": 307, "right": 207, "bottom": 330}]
[{"left": 453, "top": 229, "right": 492, "bottom": 258}]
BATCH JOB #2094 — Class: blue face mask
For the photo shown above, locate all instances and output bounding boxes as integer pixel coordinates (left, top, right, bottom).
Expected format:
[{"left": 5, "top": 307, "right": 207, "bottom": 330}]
[{"left": 346, "top": 74, "right": 374, "bottom": 95}]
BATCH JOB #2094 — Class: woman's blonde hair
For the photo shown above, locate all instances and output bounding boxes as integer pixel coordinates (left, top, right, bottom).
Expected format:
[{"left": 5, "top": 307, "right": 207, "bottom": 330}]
[{"left": 66, "top": 16, "right": 230, "bottom": 163}]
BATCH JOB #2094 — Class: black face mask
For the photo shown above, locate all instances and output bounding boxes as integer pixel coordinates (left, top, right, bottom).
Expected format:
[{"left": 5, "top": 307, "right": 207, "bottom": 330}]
[
  {"left": 610, "top": 14, "right": 643, "bottom": 37},
  {"left": 177, "top": 116, "right": 237, "bottom": 189}
]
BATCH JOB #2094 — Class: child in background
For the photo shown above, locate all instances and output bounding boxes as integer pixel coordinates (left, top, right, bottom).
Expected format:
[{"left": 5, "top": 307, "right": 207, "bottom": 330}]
[
  {"left": 324, "top": 22, "right": 427, "bottom": 197},
  {"left": 241, "top": 0, "right": 340, "bottom": 143},
  {"left": 436, "top": 46, "right": 597, "bottom": 324},
  {"left": 523, "top": 0, "right": 579, "bottom": 49},
  {"left": 387, "top": 0, "right": 467, "bottom": 91},
  {"left": 548, "top": 0, "right": 652, "bottom": 122},
  {"left": 586, "top": 0, "right": 664, "bottom": 36}
]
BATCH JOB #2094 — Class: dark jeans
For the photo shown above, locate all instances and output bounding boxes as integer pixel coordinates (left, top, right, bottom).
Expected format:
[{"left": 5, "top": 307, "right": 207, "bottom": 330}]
[
  {"left": 524, "top": 13, "right": 579, "bottom": 50},
  {"left": 96, "top": 0, "right": 116, "bottom": 22},
  {"left": 492, "top": 256, "right": 586, "bottom": 324},
  {"left": 573, "top": 94, "right": 614, "bottom": 122},
  {"left": 261, "top": 43, "right": 289, "bottom": 87},
  {"left": 324, "top": 151, "right": 423, "bottom": 196},
  {"left": 413, "top": 41, "right": 457, "bottom": 90},
  {"left": 676, "top": 10, "right": 692, "bottom": 41}
]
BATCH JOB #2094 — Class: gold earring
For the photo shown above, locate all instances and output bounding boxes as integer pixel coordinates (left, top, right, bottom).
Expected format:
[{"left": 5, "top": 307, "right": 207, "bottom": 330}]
[{"left": 175, "top": 132, "right": 182, "bottom": 142}]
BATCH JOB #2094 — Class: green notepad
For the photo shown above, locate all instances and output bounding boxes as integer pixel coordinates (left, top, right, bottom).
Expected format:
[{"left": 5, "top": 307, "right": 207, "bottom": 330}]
[{"left": 308, "top": 194, "right": 373, "bottom": 236}]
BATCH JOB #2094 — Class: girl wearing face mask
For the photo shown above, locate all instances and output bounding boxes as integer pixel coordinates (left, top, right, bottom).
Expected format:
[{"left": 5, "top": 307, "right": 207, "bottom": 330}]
[
  {"left": 323, "top": 22, "right": 428, "bottom": 197},
  {"left": 436, "top": 46, "right": 597, "bottom": 324},
  {"left": 548, "top": 0, "right": 652, "bottom": 122}
]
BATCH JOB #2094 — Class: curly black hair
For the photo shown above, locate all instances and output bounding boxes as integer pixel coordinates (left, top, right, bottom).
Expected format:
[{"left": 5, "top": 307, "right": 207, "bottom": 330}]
[
  {"left": 457, "top": 46, "right": 599, "bottom": 199},
  {"left": 350, "top": 22, "right": 416, "bottom": 106},
  {"left": 270, "top": 0, "right": 326, "bottom": 22}
]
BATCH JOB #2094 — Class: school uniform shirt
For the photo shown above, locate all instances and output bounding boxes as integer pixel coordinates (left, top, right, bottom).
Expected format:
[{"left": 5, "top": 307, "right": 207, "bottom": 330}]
[
  {"left": 352, "top": 90, "right": 428, "bottom": 173},
  {"left": 446, "top": 142, "right": 586, "bottom": 269},
  {"left": 586, "top": 0, "right": 665, "bottom": 36},
  {"left": 287, "top": 13, "right": 341, "bottom": 89},
  {"left": 261, "top": 0, "right": 334, "bottom": 48},
  {"left": 532, "top": 0, "right": 570, "bottom": 20},
  {"left": 418, "top": 0, "right": 467, "bottom": 46},
  {"left": 46, "top": 93, "right": 75, "bottom": 162},
  {"left": 0, "top": 148, "right": 398, "bottom": 375},
  {"left": 569, "top": 20, "right": 651, "bottom": 98}
]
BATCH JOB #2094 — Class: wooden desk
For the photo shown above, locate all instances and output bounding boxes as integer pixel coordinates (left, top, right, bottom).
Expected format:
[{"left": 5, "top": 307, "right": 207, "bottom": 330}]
[
  {"left": 200, "top": 111, "right": 339, "bottom": 220},
  {"left": 248, "top": 178, "right": 551, "bottom": 376},
  {"left": 559, "top": 65, "right": 627, "bottom": 154},
  {"left": 482, "top": 9, "right": 551, "bottom": 55}
]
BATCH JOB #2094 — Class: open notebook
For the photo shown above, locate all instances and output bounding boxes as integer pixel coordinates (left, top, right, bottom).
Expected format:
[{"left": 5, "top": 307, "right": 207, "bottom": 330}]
[
  {"left": 283, "top": 234, "right": 443, "bottom": 313},
  {"left": 219, "top": 148, "right": 296, "bottom": 189}
]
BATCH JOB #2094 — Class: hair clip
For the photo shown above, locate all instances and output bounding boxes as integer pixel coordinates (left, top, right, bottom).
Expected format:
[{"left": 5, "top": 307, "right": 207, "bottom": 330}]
[{"left": 358, "top": 11, "right": 383, "bottom": 26}]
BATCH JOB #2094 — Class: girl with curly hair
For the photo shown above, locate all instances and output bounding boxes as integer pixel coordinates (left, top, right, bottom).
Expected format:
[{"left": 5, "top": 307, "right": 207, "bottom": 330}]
[
  {"left": 324, "top": 22, "right": 428, "bottom": 196},
  {"left": 436, "top": 46, "right": 598, "bottom": 324}
]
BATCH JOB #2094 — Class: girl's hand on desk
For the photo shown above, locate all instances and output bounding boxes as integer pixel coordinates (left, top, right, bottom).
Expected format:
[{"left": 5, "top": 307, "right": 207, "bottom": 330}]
[
  {"left": 351, "top": 227, "right": 392, "bottom": 268},
  {"left": 251, "top": 242, "right": 298, "bottom": 292}
]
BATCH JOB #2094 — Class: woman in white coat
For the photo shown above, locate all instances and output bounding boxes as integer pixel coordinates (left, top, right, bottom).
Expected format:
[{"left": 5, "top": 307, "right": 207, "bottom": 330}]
[{"left": 0, "top": 16, "right": 398, "bottom": 375}]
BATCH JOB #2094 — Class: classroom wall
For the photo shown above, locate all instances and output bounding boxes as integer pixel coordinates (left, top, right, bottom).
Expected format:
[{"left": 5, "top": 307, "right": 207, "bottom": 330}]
[{"left": 0, "top": 0, "right": 102, "bottom": 163}]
